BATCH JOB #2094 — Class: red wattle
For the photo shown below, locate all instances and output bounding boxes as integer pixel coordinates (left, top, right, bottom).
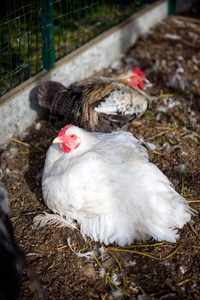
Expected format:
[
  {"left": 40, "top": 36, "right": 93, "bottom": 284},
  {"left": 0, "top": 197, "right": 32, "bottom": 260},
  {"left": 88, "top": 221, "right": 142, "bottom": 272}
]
[
  {"left": 59, "top": 144, "right": 72, "bottom": 153},
  {"left": 138, "top": 82, "right": 144, "bottom": 89}
]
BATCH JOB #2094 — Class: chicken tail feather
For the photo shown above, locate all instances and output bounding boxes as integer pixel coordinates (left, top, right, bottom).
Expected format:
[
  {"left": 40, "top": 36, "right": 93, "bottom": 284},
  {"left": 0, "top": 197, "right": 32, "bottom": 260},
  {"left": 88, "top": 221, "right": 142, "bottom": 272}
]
[{"left": 38, "top": 81, "right": 66, "bottom": 110}]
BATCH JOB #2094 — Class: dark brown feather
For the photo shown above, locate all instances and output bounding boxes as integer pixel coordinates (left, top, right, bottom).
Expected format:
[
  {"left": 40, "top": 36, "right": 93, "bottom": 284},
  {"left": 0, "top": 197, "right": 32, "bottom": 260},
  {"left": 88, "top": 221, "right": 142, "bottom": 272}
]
[{"left": 38, "top": 81, "right": 65, "bottom": 110}]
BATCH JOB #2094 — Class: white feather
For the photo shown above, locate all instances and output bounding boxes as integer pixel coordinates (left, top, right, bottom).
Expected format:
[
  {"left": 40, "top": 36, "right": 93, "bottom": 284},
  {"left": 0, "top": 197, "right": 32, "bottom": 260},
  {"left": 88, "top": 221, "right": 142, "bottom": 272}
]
[
  {"left": 112, "top": 289, "right": 123, "bottom": 299},
  {"left": 39, "top": 125, "right": 196, "bottom": 246},
  {"left": 99, "top": 268, "right": 106, "bottom": 278},
  {"left": 111, "top": 273, "right": 121, "bottom": 286},
  {"left": 33, "top": 212, "right": 77, "bottom": 230},
  {"left": 67, "top": 237, "right": 94, "bottom": 259}
]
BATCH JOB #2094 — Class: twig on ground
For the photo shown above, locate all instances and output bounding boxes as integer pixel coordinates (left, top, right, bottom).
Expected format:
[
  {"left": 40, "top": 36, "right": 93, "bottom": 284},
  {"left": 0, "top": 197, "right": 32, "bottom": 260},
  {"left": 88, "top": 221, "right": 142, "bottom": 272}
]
[
  {"left": 108, "top": 244, "right": 180, "bottom": 261},
  {"left": 188, "top": 223, "right": 200, "bottom": 240},
  {"left": 12, "top": 138, "right": 30, "bottom": 147},
  {"left": 144, "top": 125, "right": 178, "bottom": 141}
]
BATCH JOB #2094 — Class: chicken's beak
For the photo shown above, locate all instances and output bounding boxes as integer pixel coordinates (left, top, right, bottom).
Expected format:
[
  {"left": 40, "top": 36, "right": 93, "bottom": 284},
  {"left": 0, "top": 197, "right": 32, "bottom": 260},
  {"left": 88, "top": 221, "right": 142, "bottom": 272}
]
[
  {"left": 143, "top": 78, "right": 149, "bottom": 83},
  {"left": 52, "top": 137, "right": 63, "bottom": 144}
]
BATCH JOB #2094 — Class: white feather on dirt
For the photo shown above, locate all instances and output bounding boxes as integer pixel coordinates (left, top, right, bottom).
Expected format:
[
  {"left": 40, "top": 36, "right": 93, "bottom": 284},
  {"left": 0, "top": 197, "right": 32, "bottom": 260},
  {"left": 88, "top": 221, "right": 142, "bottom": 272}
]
[
  {"left": 67, "top": 237, "right": 94, "bottom": 259},
  {"left": 34, "top": 122, "right": 42, "bottom": 131},
  {"left": 175, "top": 163, "right": 188, "bottom": 174},
  {"left": 33, "top": 212, "right": 77, "bottom": 230},
  {"left": 111, "top": 273, "right": 121, "bottom": 286},
  {"left": 98, "top": 268, "right": 106, "bottom": 278},
  {"left": 164, "top": 33, "right": 182, "bottom": 40},
  {"left": 112, "top": 288, "right": 123, "bottom": 299}
]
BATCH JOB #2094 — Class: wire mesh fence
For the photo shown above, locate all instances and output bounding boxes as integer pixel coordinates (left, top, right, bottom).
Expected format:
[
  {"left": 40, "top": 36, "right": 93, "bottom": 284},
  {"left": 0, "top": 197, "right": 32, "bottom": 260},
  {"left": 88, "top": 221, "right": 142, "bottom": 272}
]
[
  {"left": 0, "top": 0, "right": 43, "bottom": 98},
  {"left": 0, "top": 0, "right": 158, "bottom": 99}
]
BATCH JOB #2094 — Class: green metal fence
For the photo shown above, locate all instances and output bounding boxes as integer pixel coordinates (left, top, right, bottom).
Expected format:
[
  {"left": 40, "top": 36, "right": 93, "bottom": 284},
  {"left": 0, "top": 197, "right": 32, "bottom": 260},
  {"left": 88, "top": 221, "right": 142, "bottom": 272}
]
[{"left": 0, "top": 0, "right": 157, "bottom": 99}]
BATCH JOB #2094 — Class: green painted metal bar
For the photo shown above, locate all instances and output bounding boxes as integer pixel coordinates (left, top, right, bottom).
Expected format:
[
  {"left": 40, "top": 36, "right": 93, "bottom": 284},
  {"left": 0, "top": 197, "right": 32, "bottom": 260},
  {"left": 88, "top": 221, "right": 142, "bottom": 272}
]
[
  {"left": 0, "top": 32, "right": 1, "bottom": 95},
  {"left": 77, "top": 1, "right": 81, "bottom": 48},
  {"left": 41, "top": 0, "right": 55, "bottom": 71},
  {"left": 168, "top": 0, "right": 176, "bottom": 15},
  {"left": 41, "top": 0, "right": 48, "bottom": 70},
  {"left": 48, "top": 0, "right": 55, "bottom": 70},
  {"left": 8, "top": 1, "right": 12, "bottom": 91}
]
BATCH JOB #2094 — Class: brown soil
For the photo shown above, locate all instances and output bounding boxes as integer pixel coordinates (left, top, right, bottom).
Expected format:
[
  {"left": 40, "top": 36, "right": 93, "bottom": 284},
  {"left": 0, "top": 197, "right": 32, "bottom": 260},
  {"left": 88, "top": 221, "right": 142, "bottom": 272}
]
[{"left": 1, "top": 15, "right": 200, "bottom": 300}]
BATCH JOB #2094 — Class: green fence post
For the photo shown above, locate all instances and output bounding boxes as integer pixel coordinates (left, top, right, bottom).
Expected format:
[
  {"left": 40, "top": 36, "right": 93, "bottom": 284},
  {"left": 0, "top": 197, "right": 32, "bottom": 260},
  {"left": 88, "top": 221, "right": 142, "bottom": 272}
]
[
  {"left": 41, "top": 0, "right": 55, "bottom": 71},
  {"left": 168, "top": 0, "right": 176, "bottom": 15}
]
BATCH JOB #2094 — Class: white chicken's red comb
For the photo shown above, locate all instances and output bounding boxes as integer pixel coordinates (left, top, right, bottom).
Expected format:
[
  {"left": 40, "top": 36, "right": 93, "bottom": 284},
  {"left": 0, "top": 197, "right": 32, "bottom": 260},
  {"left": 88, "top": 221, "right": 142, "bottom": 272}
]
[{"left": 58, "top": 124, "right": 73, "bottom": 137}]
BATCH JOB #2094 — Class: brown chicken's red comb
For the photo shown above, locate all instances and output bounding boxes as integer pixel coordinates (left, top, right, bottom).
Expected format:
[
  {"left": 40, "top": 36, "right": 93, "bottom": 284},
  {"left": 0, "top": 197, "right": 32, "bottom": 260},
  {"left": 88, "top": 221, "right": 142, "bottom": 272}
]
[{"left": 133, "top": 67, "right": 145, "bottom": 79}]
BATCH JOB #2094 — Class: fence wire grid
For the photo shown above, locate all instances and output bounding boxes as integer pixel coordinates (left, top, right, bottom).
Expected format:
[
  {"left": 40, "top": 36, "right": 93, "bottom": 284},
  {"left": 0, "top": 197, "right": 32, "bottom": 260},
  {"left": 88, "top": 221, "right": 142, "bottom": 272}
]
[{"left": 0, "top": 0, "right": 157, "bottom": 99}]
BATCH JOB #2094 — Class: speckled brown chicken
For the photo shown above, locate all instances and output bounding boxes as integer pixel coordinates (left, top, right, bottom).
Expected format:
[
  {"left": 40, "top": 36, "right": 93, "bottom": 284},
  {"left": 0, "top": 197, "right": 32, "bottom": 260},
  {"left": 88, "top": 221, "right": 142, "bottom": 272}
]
[{"left": 38, "top": 68, "right": 150, "bottom": 133}]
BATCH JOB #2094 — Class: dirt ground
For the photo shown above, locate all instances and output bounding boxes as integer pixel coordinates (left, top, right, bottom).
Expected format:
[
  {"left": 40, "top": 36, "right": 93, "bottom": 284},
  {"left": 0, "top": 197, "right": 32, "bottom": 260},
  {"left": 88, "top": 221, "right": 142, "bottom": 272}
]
[{"left": 1, "top": 14, "right": 200, "bottom": 300}]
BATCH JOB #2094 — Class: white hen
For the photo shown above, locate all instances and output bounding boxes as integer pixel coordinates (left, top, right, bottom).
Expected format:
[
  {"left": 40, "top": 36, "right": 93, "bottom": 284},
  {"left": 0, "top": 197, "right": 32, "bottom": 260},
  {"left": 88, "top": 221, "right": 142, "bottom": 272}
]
[{"left": 35, "top": 125, "right": 195, "bottom": 246}]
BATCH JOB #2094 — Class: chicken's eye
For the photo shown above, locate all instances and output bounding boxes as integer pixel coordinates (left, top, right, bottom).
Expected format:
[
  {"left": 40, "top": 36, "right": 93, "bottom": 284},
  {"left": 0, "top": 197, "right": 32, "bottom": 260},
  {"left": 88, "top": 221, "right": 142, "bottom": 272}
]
[{"left": 70, "top": 135, "right": 75, "bottom": 138}]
